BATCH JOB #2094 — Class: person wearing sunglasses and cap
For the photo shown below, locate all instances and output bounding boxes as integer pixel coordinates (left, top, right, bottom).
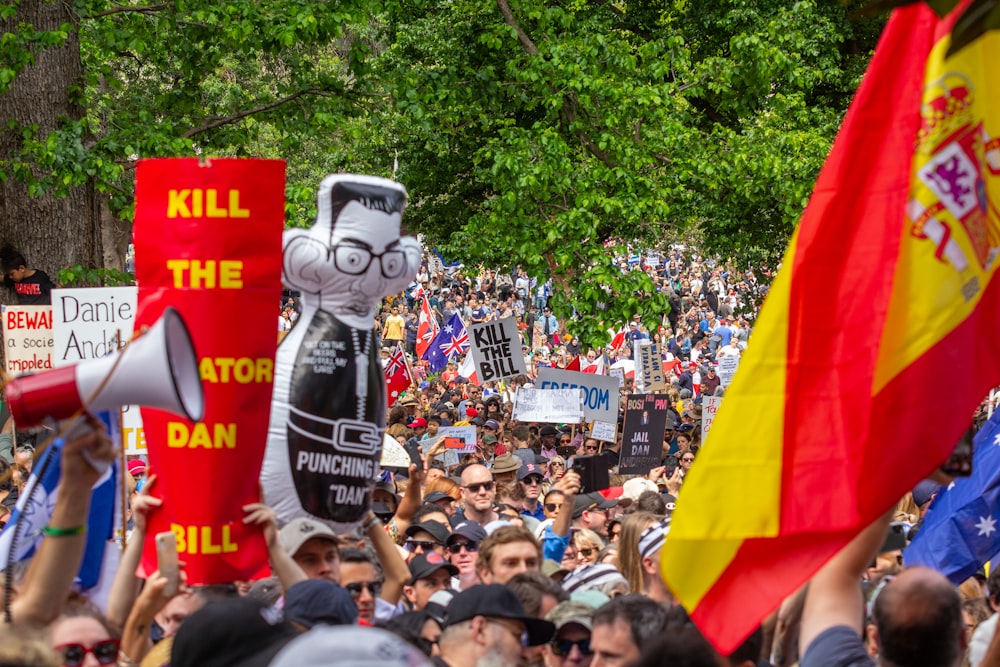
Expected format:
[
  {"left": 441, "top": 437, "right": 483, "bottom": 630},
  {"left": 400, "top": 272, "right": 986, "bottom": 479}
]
[
  {"left": 403, "top": 553, "right": 458, "bottom": 613},
  {"left": 543, "top": 601, "right": 597, "bottom": 667},
  {"left": 437, "top": 584, "right": 555, "bottom": 667},
  {"left": 445, "top": 522, "right": 487, "bottom": 591}
]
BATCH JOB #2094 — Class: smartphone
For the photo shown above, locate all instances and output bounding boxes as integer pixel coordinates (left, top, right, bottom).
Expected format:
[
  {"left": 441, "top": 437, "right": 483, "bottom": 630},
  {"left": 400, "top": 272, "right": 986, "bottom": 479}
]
[
  {"left": 155, "top": 531, "right": 180, "bottom": 597},
  {"left": 940, "top": 426, "right": 974, "bottom": 477},
  {"left": 404, "top": 439, "right": 423, "bottom": 467},
  {"left": 664, "top": 454, "right": 679, "bottom": 479}
]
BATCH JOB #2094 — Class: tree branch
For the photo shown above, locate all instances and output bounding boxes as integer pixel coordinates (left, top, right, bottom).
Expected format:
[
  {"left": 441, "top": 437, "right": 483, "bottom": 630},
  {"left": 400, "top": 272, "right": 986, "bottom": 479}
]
[
  {"left": 83, "top": 3, "right": 172, "bottom": 19},
  {"left": 495, "top": 0, "right": 539, "bottom": 54},
  {"left": 181, "top": 88, "right": 326, "bottom": 138}
]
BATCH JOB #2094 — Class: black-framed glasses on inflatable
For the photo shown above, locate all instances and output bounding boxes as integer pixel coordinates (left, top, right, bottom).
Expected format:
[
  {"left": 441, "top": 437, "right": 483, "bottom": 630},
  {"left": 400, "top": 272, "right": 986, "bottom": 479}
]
[{"left": 333, "top": 239, "right": 407, "bottom": 279}]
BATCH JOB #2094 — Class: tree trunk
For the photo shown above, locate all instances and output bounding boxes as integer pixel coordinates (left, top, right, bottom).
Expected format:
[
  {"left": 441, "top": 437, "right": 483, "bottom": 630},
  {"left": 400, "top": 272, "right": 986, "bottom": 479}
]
[{"left": 0, "top": 0, "right": 105, "bottom": 289}]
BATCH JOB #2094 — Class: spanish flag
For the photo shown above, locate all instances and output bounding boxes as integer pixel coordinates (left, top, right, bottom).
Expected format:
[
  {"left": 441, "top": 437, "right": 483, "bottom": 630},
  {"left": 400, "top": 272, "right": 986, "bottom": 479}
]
[{"left": 662, "top": 3, "right": 1000, "bottom": 654}]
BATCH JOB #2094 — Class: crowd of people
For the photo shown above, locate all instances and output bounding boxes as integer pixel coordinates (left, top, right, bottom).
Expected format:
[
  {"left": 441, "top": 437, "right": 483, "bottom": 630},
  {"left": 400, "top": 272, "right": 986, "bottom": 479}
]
[{"left": 1, "top": 243, "right": 1000, "bottom": 667}]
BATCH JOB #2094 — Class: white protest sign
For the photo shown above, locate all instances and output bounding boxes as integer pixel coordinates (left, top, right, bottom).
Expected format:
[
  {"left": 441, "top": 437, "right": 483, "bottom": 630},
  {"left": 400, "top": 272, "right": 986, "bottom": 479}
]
[
  {"left": 51, "top": 287, "right": 136, "bottom": 364},
  {"left": 432, "top": 425, "right": 478, "bottom": 467},
  {"left": 51, "top": 287, "right": 146, "bottom": 453},
  {"left": 468, "top": 316, "right": 526, "bottom": 383},
  {"left": 609, "top": 367, "right": 625, "bottom": 387},
  {"left": 1, "top": 305, "right": 53, "bottom": 377},
  {"left": 512, "top": 387, "right": 584, "bottom": 424},
  {"left": 717, "top": 355, "right": 740, "bottom": 388},
  {"left": 536, "top": 367, "right": 620, "bottom": 424},
  {"left": 701, "top": 396, "right": 723, "bottom": 443},
  {"left": 590, "top": 420, "right": 617, "bottom": 443}
]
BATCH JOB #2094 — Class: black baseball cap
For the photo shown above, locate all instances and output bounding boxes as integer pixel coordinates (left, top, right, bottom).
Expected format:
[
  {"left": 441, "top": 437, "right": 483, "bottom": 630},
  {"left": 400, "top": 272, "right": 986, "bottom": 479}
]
[
  {"left": 446, "top": 521, "right": 488, "bottom": 546},
  {"left": 408, "top": 553, "right": 459, "bottom": 584},
  {"left": 444, "top": 584, "right": 555, "bottom": 646},
  {"left": 405, "top": 521, "right": 451, "bottom": 545},
  {"left": 572, "top": 492, "right": 618, "bottom": 519},
  {"left": 283, "top": 579, "right": 358, "bottom": 628},
  {"left": 171, "top": 597, "right": 297, "bottom": 667}
]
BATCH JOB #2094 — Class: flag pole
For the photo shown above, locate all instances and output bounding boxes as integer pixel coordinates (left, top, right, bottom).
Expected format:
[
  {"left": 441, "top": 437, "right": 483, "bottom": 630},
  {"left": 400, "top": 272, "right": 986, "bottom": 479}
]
[{"left": 400, "top": 342, "right": 417, "bottom": 397}]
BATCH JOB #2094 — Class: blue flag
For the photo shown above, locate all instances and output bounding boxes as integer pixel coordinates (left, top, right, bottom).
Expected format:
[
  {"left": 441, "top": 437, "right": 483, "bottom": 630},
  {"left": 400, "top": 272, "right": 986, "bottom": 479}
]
[
  {"left": 421, "top": 313, "right": 469, "bottom": 374},
  {"left": 0, "top": 416, "right": 118, "bottom": 591},
  {"left": 904, "top": 410, "right": 1000, "bottom": 584}
]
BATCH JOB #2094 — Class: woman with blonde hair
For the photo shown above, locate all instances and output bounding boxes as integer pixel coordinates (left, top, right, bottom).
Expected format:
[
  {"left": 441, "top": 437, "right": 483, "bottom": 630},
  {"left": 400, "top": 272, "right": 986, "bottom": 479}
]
[
  {"left": 572, "top": 528, "right": 604, "bottom": 566},
  {"left": 616, "top": 511, "right": 660, "bottom": 594}
]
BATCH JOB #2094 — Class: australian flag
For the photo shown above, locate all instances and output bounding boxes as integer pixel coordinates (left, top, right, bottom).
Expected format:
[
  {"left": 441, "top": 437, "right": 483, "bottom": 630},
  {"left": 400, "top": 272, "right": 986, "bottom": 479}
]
[
  {"left": 422, "top": 313, "right": 469, "bottom": 374},
  {"left": 904, "top": 410, "right": 1000, "bottom": 584}
]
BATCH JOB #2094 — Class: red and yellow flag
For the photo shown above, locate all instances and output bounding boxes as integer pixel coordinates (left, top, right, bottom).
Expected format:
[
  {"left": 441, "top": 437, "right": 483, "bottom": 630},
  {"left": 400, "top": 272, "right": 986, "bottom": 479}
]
[{"left": 662, "top": 3, "right": 1000, "bottom": 654}]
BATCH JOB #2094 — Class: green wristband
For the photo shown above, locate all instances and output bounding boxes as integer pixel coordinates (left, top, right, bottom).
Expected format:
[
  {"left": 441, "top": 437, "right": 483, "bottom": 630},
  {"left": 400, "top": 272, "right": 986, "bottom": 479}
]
[{"left": 41, "top": 525, "right": 86, "bottom": 537}]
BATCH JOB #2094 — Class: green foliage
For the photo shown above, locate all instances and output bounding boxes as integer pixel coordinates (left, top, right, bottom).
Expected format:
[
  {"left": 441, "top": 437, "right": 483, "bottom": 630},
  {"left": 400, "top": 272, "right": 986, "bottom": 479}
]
[
  {"left": 2, "top": 0, "right": 888, "bottom": 349},
  {"left": 58, "top": 264, "right": 134, "bottom": 287},
  {"left": 370, "top": 0, "right": 883, "bottom": 347}
]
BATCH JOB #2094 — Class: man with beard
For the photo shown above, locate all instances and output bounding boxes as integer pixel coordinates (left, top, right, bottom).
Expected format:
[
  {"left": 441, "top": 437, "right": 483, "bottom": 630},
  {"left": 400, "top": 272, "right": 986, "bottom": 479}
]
[{"left": 435, "top": 584, "right": 555, "bottom": 667}]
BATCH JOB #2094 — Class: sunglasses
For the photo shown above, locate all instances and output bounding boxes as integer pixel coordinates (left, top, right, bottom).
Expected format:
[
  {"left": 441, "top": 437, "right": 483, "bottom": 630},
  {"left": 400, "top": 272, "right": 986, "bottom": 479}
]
[
  {"left": 464, "top": 481, "right": 495, "bottom": 493},
  {"left": 584, "top": 446, "right": 598, "bottom": 451},
  {"left": 559, "top": 438, "right": 572, "bottom": 444},
  {"left": 551, "top": 638, "right": 593, "bottom": 657},
  {"left": 681, "top": 457, "right": 694, "bottom": 463},
  {"left": 344, "top": 580, "right": 383, "bottom": 598},
  {"left": 544, "top": 503, "right": 563, "bottom": 512},
  {"left": 56, "top": 639, "right": 120, "bottom": 667},
  {"left": 522, "top": 476, "right": 542, "bottom": 485},
  {"left": 577, "top": 547, "right": 596, "bottom": 557},
  {"left": 447, "top": 541, "right": 479, "bottom": 554},
  {"left": 405, "top": 540, "right": 440, "bottom": 552}
]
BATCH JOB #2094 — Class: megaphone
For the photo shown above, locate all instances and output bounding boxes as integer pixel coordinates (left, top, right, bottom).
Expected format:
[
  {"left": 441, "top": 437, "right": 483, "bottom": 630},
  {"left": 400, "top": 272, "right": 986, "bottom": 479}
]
[{"left": 5, "top": 307, "right": 204, "bottom": 428}]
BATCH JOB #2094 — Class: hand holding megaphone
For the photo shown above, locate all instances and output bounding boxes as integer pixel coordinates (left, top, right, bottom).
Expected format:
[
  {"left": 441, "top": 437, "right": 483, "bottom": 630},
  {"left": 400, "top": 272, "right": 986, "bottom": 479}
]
[{"left": 4, "top": 307, "right": 204, "bottom": 429}]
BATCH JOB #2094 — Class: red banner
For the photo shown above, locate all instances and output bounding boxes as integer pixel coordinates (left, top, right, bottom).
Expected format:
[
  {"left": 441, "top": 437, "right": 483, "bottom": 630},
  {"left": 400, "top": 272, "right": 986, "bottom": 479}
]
[{"left": 133, "top": 158, "right": 285, "bottom": 584}]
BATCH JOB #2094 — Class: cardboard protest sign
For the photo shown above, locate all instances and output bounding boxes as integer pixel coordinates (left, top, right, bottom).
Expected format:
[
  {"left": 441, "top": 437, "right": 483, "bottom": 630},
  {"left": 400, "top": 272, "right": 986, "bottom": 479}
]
[
  {"left": 134, "top": 158, "right": 284, "bottom": 585},
  {"left": 638, "top": 342, "right": 667, "bottom": 392},
  {"left": 536, "top": 367, "right": 620, "bottom": 424},
  {"left": 51, "top": 287, "right": 147, "bottom": 454},
  {"left": 609, "top": 366, "right": 625, "bottom": 387},
  {"left": 2, "top": 305, "right": 53, "bottom": 377},
  {"left": 590, "top": 420, "right": 617, "bottom": 443},
  {"left": 433, "top": 425, "right": 478, "bottom": 468},
  {"left": 701, "top": 396, "right": 723, "bottom": 443},
  {"left": 717, "top": 355, "right": 739, "bottom": 387},
  {"left": 468, "top": 316, "right": 526, "bottom": 382},
  {"left": 512, "top": 387, "right": 584, "bottom": 424},
  {"left": 619, "top": 393, "right": 671, "bottom": 475}
]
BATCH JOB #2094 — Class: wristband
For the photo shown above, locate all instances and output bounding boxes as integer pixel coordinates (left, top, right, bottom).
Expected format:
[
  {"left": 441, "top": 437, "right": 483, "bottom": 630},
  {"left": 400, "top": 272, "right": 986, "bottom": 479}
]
[
  {"left": 362, "top": 511, "right": 380, "bottom": 530},
  {"left": 41, "top": 525, "right": 86, "bottom": 537}
]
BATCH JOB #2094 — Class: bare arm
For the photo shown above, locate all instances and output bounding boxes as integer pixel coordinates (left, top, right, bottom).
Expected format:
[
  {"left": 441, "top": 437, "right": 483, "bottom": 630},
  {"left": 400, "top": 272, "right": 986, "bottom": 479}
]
[
  {"left": 243, "top": 502, "right": 307, "bottom": 591},
  {"left": 106, "top": 477, "right": 162, "bottom": 629},
  {"left": 367, "top": 513, "right": 408, "bottom": 605},
  {"left": 119, "top": 569, "right": 187, "bottom": 663},
  {"left": 799, "top": 511, "right": 892, "bottom": 655},
  {"left": 9, "top": 417, "right": 116, "bottom": 626},
  {"left": 392, "top": 462, "right": 426, "bottom": 537}
]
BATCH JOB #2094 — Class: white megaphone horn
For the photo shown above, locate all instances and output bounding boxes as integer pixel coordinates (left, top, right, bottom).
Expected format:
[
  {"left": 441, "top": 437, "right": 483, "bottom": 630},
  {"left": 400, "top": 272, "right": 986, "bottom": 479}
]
[{"left": 5, "top": 307, "right": 204, "bottom": 428}]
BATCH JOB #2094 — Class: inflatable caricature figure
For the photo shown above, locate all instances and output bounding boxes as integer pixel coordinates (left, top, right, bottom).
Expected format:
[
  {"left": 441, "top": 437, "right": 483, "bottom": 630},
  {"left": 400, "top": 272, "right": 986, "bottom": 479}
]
[{"left": 261, "top": 175, "right": 420, "bottom": 528}]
